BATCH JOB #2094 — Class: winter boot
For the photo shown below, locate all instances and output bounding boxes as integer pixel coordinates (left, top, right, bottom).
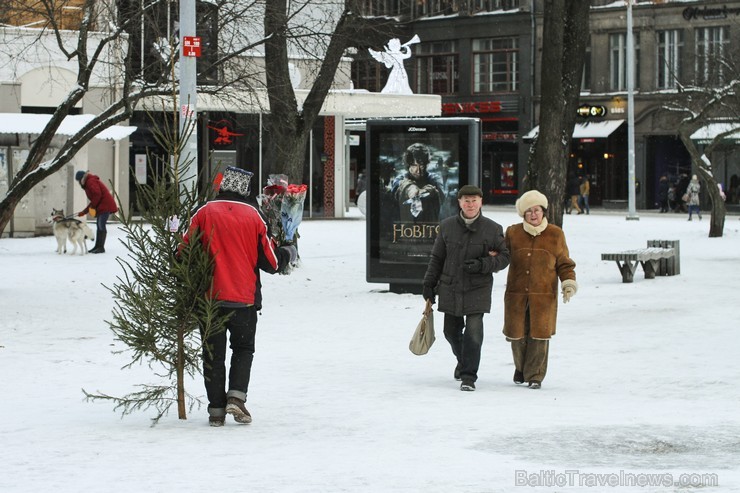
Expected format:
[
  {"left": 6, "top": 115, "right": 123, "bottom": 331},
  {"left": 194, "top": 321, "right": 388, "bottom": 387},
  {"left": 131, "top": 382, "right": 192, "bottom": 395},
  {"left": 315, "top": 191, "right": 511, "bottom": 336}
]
[
  {"left": 88, "top": 232, "right": 102, "bottom": 253},
  {"left": 514, "top": 370, "right": 525, "bottom": 385},
  {"left": 90, "top": 231, "right": 107, "bottom": 254},
  {"left": 460, "top": 380, "right": 476, "bottom": 391},
  {"left": 226, "top": 397, "right": 252, "bottom": 424}
]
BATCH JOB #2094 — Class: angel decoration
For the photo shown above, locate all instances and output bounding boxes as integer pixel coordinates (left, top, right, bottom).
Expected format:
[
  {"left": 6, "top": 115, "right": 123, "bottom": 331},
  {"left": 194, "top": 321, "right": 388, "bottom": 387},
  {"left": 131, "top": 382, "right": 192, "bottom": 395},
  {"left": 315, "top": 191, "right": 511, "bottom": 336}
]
[{"left": 368, "top": 35, "right": 420, "bottom": 95}]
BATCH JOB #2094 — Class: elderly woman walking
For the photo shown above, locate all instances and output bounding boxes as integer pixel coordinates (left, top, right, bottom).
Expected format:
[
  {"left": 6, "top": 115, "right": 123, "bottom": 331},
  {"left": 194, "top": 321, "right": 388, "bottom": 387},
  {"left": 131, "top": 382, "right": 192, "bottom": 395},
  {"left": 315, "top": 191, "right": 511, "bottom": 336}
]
[{"left": 503, "top": 190, "right": 577, "bottom": 389}]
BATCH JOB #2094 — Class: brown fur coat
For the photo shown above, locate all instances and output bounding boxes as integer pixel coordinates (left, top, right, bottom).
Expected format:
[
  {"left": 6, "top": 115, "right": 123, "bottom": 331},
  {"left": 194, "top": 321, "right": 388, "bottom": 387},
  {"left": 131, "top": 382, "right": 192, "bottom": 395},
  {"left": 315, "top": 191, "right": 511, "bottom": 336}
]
[{"left": 503, "top": 222, "right": 576, "bottom": 340}]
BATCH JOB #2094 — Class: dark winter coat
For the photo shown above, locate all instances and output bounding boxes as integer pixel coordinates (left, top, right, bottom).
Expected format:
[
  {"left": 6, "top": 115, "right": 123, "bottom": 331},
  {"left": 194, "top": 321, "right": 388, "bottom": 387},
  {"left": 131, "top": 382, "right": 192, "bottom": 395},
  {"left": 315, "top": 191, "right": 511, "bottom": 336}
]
[
  {"left": 658, "top": 178, "right": 669, "bottom": 201},
  {"left": 567, "top": 176, "right": 580, "bottom": 196},
  {"left": 80, "top": 173, "right": 118, "bottom": 215},
  {"left": 423, "top": 213, "right": 510, "bottom": 317},
  {"left": 503, "top": 223, "right": 576, "bottom": 340}
]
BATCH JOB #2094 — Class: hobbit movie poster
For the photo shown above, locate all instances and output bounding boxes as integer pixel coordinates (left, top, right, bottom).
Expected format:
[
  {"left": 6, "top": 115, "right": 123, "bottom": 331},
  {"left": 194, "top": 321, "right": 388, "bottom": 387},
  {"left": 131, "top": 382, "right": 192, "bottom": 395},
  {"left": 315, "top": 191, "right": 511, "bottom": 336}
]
[{"left": 366, "top": 118, "right": 481, "bottom": 287}]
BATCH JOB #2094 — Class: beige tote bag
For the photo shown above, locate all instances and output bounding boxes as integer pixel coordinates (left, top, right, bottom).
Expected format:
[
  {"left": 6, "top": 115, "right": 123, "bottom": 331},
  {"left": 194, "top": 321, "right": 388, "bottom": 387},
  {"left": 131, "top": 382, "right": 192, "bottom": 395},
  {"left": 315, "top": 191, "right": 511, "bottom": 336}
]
[{"left": 409, "top": 300, "right": 435, "bottom": 355}]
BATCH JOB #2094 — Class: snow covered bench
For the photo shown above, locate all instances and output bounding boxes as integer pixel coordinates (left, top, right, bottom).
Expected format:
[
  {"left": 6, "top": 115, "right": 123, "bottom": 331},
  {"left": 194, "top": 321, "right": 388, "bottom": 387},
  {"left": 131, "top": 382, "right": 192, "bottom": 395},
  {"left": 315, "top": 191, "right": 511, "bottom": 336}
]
[{"left": 601, "top": 240, "right": 680, "bottom": 283}]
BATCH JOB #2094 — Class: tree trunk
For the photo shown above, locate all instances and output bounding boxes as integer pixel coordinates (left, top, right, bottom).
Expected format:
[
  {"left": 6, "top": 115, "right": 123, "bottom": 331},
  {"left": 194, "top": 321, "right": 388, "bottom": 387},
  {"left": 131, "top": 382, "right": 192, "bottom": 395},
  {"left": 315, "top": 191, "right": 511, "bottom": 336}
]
[
  {"left": 263, "top": 0, "right": 396, "bottom": 186},
  {"left": 678, "top": 130, "right": 726, "bottom": 237},
  {"left": 706, "top": 181, "right": 726, "bottom": 238},
  {"left": 177, "top": 323, "right": 187, "bottom": 419},
  {"left": 526, "top": 0, "right": 590, "bottom": 228}
]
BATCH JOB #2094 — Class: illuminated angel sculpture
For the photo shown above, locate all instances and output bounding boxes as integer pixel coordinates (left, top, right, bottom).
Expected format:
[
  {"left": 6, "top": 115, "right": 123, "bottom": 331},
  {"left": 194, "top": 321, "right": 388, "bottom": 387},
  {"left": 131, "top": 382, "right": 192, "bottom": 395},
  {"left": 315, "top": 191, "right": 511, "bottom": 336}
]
[{"left": 368, "top": 35, "right": 420, "bottom": 95}]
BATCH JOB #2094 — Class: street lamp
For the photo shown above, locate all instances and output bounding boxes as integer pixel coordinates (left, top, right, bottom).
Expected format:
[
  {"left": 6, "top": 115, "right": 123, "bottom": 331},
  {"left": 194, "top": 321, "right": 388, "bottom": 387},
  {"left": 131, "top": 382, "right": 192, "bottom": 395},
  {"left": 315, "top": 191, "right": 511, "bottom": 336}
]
[
  {"left": 626, "top": 0, "right": 639, "bottom": 220},
  {"left": 179, "top": 0, "right": 198, "bottom": 196}
]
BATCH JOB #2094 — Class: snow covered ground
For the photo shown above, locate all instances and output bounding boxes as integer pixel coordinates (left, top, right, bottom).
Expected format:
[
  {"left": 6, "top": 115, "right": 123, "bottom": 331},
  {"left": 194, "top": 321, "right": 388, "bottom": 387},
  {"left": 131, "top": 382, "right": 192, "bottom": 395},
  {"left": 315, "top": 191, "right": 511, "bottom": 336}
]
[{"left": 1, "top": 206, "right": 739, "bottom": 492}]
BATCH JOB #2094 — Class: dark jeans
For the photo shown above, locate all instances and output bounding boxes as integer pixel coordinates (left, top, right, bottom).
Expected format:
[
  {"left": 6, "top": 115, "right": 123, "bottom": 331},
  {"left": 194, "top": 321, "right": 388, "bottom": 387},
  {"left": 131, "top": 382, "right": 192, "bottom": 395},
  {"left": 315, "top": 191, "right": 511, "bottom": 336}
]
[
  {"left": 202, "top": 306, "right": 257, "bottom": 411},
  {"left": 96, "top": 212, "right": 111, "bottom": 233},
  {"left": 443, "top": 313, "right": 484, "bottom": 382}
]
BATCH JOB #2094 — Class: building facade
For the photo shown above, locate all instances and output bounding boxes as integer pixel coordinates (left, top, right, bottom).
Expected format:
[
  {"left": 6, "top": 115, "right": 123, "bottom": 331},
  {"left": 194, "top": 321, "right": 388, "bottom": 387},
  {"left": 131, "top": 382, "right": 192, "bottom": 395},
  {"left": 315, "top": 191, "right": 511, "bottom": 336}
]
[
  {"left": 569, "top": 0, "right": 740, "bottom": 209},
  {"left": 352, "top": 0, "right": 740, "bottom": 209},
  {"left": 353, "top": 0, "right": 533, "bottom": 204}
]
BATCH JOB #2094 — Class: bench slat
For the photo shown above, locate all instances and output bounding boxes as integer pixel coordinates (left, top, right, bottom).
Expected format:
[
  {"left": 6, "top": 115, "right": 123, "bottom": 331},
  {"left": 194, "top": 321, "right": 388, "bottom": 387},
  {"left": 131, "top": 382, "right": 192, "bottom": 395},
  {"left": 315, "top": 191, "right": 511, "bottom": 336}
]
[{"left": 601, "top": 245, "right": 677, "bottom": 283}]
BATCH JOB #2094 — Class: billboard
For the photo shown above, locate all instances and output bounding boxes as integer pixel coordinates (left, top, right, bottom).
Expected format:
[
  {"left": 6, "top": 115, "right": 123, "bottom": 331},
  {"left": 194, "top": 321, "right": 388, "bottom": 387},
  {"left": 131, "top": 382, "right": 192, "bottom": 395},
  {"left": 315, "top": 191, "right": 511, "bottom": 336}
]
[{"left": 366, "top": 118, "right": 481, "bottom": 290}]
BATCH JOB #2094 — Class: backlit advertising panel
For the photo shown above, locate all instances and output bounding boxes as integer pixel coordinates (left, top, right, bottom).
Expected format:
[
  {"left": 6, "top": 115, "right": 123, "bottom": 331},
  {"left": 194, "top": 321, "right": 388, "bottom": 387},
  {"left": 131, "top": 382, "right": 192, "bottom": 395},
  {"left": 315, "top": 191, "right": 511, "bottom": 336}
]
[{"left": 366, "top": 118, "right": 481, "bottom": 291}]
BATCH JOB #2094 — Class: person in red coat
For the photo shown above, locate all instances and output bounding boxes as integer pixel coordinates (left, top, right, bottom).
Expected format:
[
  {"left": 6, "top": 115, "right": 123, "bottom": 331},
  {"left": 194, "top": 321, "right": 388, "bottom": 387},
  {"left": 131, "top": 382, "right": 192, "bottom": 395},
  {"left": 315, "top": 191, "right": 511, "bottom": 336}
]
[
  {"left": 75, "top": 170, "right": 118, "bottom": 254},
  {"left": 183, "top": 166, "right": 297, "bottom": 427}
]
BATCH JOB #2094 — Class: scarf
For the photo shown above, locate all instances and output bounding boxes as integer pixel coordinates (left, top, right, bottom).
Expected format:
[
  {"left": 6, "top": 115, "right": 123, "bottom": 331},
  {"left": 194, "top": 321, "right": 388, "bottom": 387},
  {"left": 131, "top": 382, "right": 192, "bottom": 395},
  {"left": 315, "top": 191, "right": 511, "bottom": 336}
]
[
  {"left": 523, "top": 217, "right": 548, "bottom": 236},
  {"left": 460, "top": 210, "right": 480, "bottom": 226}
]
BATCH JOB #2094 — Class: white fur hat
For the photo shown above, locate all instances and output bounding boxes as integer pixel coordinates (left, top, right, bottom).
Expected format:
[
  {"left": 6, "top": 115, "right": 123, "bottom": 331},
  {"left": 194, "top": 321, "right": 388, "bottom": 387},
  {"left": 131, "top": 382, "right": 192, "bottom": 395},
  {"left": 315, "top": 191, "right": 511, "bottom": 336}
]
[{"left": 515, "top": 190, "right": 548, "bottom": 217}]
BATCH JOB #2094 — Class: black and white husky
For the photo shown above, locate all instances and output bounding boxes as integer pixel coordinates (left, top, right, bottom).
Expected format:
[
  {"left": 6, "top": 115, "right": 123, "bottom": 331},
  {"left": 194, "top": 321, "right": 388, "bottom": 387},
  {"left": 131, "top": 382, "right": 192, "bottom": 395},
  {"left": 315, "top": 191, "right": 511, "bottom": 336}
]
[{"left": 46, "top": 208, "right": 95, "bottom": 255}]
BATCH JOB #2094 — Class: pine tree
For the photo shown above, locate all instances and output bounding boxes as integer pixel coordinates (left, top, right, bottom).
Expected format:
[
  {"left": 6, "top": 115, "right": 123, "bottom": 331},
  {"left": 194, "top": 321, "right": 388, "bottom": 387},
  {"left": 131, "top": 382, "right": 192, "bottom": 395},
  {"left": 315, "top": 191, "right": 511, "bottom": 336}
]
[{"left": 84, "top": 117, "right": 229, "bottom": 425}]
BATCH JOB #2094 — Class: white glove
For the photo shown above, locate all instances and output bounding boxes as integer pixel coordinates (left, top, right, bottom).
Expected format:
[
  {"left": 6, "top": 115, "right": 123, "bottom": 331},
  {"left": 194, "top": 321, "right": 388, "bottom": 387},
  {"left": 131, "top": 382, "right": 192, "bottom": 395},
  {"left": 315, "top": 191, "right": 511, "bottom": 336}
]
[{"left": 561, "top": 279, "right": 578, "bottom": 303}]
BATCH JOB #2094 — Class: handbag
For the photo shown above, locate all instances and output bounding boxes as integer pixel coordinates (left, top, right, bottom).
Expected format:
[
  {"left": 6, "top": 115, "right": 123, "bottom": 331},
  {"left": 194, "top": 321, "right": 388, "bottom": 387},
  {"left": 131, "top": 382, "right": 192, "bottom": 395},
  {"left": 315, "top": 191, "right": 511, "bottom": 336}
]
[
  {"left": 409, "top": 300, "right": 435, "bottom": 355},
  {"left": 682, "top": 193, "right": 689, "bottom": 202}
]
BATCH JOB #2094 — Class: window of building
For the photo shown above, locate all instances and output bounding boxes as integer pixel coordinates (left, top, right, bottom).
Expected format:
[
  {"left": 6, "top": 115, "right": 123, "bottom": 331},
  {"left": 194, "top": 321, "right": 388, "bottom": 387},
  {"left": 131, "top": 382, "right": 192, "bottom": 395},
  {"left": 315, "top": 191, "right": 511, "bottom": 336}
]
[
  {"left": 656, "top": 30, "right": 683, "bottom": 89},
  {"left": 609, "top": 32, "right": 640, "bottom": 91},
  {"left": 472, "top": 37, "right": 519, "bottom": 93},
  {"left": 358, "top": 0, "right": 407, "bottom": 16},
  {"left": 417, "top": 0, "right": 455, "bottom": 16},
  {"left": 351, "top": 59, "right": 385, "bottom": 93},
  {"left": 469, "top": 0, "right": 520, "bottom": 11},
  {"left": 695, "top": 26, "right": 728, "bottom": 86},
  {"left": 413, "top": 41, "right": 459, "bottom": 95},
  {"left": 581, "top": 40, "right": 591, "bottom": 91}
]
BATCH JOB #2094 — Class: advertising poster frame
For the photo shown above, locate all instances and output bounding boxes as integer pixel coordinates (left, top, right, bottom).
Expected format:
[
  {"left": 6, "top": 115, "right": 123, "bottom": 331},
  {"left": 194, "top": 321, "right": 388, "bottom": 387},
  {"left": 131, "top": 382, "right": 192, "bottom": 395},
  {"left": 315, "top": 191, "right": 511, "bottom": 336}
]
[{"left": 365, "top": 118, "right": 481, "bottom": 292}]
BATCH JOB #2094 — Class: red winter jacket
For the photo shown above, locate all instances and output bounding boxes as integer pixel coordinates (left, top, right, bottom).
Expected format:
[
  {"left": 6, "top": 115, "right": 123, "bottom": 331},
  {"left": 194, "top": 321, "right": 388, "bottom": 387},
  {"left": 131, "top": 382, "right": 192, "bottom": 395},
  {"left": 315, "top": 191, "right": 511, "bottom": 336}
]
[
  {"left": 81, "top": 173, "right": 118, "bottom": 214},
  {"left": 183, "top": 195, "right": 286, "bottom": 306}
]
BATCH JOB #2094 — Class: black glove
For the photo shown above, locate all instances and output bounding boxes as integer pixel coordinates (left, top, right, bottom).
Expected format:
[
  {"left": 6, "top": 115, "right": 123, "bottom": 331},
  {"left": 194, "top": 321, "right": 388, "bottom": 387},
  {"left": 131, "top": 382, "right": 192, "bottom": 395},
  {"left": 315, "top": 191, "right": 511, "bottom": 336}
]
[
  {"left": 464, "top": 258, "right": 482, "bottom": 273},
  {"left": 281, "top": 245, "right": 298, "bottom": 263},
  {"left": 422, "top": 285, "right": 436, "bottom": 304}
]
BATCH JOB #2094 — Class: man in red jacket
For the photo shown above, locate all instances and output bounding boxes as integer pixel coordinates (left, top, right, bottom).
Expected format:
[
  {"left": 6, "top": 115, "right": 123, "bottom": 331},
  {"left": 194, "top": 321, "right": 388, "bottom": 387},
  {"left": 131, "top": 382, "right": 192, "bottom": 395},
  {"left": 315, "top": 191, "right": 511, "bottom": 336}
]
[
  {"left": 75, "top": 170, "right": 118, "bottom": 254},
  {"left": 183, "top": 166, "right": 296, "bottom": 427}
]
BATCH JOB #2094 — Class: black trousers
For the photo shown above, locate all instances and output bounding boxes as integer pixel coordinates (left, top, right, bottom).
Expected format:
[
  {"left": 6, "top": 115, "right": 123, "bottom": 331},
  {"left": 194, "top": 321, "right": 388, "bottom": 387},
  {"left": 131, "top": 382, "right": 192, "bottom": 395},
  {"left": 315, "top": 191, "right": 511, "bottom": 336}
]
[
  {"left": 443, "top": 313, "right": 484, "bottom": 382},
  {"left": 202, "top": 306, "right": 257, "bottom": 411}
]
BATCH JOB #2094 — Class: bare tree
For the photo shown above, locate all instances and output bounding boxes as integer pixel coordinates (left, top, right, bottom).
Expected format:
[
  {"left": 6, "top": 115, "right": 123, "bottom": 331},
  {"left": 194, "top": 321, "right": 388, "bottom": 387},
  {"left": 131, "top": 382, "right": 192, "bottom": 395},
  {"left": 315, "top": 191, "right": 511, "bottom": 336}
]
[
  {"left": 525, "top": 0, "right": 590, "bottom": 227},
  {"left": 0, "top": 0, "right": 393, "bottom": 235},
  {"left": 0, "top": 0, "right": 261, "bottom": 234},
  {"left": 664, "top": 86, "right": 739, "bottom": 238},
  {"left": 263, "top": 0, "right": 397, "bottom": 183}
]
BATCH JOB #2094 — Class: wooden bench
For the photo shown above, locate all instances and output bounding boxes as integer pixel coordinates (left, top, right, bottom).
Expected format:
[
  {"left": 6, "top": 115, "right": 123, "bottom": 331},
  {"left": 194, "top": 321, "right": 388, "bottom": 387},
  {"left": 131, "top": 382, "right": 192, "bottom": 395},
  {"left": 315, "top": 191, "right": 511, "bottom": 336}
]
[{"left": 601, "top": 240, "right": 680, "bottom": 283}]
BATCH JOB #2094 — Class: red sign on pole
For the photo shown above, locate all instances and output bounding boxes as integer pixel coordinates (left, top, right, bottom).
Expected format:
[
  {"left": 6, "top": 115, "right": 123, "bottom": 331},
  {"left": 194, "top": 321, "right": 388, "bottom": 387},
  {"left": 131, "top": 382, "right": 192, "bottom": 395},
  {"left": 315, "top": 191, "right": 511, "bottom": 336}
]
[{"left": 182, "top": 36, "right": 201, "bottom": 57}]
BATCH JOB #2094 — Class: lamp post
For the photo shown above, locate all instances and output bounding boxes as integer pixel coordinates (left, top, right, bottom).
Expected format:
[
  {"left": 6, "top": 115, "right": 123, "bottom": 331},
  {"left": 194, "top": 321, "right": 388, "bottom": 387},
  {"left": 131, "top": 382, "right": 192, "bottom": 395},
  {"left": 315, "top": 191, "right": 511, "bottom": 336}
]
[
  {"left": 179, "top": 0, "right": 198, "bottom": 195},
  {"left": 626, "top": 0, "right": 639, "bottom": 220}
]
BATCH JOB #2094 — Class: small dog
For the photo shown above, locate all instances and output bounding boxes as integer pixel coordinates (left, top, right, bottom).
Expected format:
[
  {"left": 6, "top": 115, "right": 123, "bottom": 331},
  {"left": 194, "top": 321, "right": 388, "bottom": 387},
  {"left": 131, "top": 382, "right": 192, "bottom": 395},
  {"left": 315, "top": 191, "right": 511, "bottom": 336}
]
[{"left": 46, "top": 208, "right": 95, "bottom": 255}]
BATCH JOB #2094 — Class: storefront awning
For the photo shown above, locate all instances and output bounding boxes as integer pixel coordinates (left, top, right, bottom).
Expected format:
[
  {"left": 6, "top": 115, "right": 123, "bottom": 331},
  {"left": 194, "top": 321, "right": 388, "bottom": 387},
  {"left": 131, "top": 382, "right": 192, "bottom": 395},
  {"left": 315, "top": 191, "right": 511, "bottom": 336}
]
[
  {"left": 0, "top": 113, "right": 137, "bottom": 141},
  {"left": 690, "top": 122, "right": 740, "bottom": 144},
  {"left": 523, "top": 119, "right": 625, "bottom": 141}
]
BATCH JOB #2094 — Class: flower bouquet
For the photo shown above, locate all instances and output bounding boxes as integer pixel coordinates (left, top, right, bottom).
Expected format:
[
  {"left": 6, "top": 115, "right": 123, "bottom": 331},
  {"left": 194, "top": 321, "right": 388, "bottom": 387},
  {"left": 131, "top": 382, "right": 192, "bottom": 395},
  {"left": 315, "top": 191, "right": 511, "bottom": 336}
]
[
  {"left": 257, "top": 175, "right": 307, "bottom": 274},
  {"left": 257, "top": 175, "right": 287, "bottom": 242},
  {"left": 281, "top": 184, "right": 308, "bottom": 244}
]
